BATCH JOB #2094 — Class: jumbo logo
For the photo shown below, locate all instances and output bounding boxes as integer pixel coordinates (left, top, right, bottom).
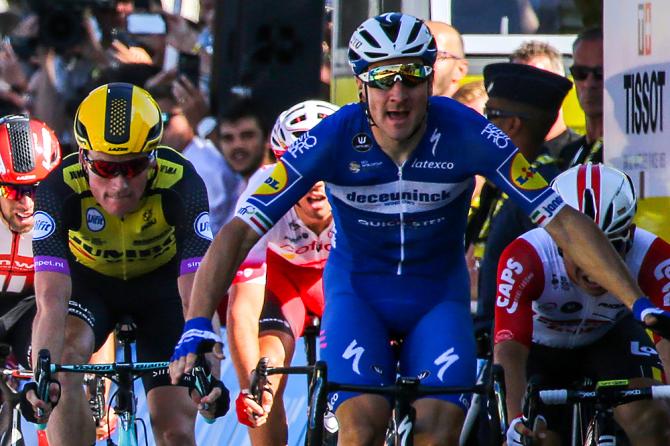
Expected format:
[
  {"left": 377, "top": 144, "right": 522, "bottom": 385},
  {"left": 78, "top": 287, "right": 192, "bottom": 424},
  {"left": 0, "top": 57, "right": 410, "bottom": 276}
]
[
  {"left": 253, "top": 162, "right": 288, "bottom": 195},
  {"left": 510, "top": 153, "right": 548, "bottom": 190}
]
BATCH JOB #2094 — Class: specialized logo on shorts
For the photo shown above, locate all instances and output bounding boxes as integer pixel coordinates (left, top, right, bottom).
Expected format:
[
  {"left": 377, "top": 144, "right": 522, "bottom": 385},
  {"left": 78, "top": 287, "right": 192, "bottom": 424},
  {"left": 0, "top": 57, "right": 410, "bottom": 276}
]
[
  {"left": 434, "top": 347, "right": 459, "bottom": 382},
  {"left": 342, "top": 340, "right": 365, "bottom": 375},
  {"left": 33, "top": 211, "right": 56, "bottom": 240},
  {"left": 287, "top": 132, "right": 318, "bottom": 158},
  {"left": 253, "top": 162, "right": 288, "bottom": 195},
  {"left": 86, "top": 207, "right": 105, "bottom": 232},
  {"left": 509, "top": 153, "right": 548, "bottom": 190},
  {"left": 349, "top": 161, "right": 361, "bottom": 173},
  {"left": 194, "top": 212, "right": 213, "bottom": 240},
  {"left": 352, "top": 132, "right": 372, "bottom": 152},
  {"left": 496, "top": 257, "right": 523, "bottom": 314},
  {"left": 481, "top": 123, "right": 510, "bottom": 148}
]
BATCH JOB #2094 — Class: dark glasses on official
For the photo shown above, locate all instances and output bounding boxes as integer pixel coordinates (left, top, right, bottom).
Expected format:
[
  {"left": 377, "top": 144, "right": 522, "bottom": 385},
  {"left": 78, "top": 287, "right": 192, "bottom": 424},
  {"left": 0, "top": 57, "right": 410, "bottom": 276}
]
[
  {"left": 81, "top": 151, "right": 155, "bottom": 179},
  {"left": 359, "top": 63, "right": 433, "bottom": 90},
  {"left": 0, "top": 184, "right": 37, "bottom": 200},
  {"left": 569, "top": 65, "right": 603, "bottom": 81}
]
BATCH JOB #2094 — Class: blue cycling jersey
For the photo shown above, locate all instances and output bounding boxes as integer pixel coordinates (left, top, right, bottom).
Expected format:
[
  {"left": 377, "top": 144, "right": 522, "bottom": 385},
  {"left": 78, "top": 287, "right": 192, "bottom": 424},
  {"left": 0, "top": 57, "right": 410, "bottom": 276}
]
[{"left": 237, "top": 97, "right": 565, "bottom": 280}]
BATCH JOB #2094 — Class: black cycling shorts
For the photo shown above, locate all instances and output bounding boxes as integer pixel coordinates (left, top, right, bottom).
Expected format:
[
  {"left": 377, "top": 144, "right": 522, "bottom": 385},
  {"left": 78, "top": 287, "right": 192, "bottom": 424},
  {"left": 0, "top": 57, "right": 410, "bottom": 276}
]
[
  {"left": 0, "top": 294, "right": 36, "bottom": 369},
  {"left": 527, "top": 315, "right": 663, "bottom": 439},
  {"left": 68, "top": 262, "right": 184, "bottom": 392}
]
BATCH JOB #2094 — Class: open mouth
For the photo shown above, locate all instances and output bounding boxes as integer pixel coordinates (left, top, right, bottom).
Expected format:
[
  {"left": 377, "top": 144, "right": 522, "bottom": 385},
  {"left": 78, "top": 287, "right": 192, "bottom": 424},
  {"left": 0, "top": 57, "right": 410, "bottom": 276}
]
[
  {"left": 306, "top": 195, "right": 327, "bottom": 204},
  {"left": 387, "top": 111, "right": 410, "bottom": 121},
  {"left": 16, "top": 211, "right": 33, "bottom": 221}
]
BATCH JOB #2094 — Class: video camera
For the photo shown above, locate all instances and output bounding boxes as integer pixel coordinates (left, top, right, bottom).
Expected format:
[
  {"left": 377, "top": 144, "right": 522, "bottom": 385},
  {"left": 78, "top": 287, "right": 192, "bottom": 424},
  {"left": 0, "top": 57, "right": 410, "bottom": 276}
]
[{"left": 30, "top": 0, "right": 116, "bottom": 53}]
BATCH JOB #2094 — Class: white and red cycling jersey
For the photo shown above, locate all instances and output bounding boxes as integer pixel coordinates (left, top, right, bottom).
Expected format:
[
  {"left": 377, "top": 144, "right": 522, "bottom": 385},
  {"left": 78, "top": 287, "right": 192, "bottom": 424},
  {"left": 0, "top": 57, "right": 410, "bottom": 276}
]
[
  {"left": 0, "top": 220, "right": 33, "bottom": 297},
  {"left": 494, "top": 227, "right": 670, "bottom": 349},
  {"left": 234, "top": 164, "right": 333, "bottom": 284}
]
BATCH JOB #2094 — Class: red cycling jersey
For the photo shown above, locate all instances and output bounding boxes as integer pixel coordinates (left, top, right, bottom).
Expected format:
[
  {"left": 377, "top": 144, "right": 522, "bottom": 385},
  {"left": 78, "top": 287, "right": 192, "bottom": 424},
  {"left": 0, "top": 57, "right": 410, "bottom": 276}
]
[
  {"left": 494, "top": 227, "right": 670, "bottom": 348},
  {"left": 0, "top": 221, "right": 33, "bottom": 297}
]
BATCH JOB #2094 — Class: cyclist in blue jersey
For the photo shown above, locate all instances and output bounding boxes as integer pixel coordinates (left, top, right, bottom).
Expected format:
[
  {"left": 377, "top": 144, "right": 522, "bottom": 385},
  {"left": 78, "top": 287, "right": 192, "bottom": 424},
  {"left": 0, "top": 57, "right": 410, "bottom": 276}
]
[{"left": 170, "top": 12, "right": 670, "bottom": 445}]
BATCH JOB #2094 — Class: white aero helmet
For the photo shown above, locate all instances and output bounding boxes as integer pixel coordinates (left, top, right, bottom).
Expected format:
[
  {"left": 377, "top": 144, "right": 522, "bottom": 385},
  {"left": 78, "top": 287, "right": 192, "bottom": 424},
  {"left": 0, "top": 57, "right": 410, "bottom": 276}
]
[
  {"left": 347, "top": 12, "right": 437, "bottom": 76},
  {"left": 270, "top": 100, "right": 339, "bottom": 158},
  {"left": 551, "top": 163, "right": 637, "bottom": 244}
]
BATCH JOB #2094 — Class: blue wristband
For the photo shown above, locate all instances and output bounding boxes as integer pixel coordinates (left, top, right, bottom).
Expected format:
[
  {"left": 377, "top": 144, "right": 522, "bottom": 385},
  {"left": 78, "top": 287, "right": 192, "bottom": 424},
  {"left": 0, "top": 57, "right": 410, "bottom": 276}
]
[
  {"left": 632, "top": 297, "right": 655, "bottom": 322},
  {"left": 184, "top": 317, "right": 214, "bottom": 332}
]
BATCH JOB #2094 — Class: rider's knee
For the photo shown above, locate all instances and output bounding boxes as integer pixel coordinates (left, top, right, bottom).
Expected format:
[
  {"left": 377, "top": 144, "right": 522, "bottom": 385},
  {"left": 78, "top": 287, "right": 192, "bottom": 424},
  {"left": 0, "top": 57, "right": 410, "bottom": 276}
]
[
  {"left": 156, "top": 426, "right": 195, "bottom": 446},
  {"left": 619, "top": 401, "right": 670, "bottom": 439}
]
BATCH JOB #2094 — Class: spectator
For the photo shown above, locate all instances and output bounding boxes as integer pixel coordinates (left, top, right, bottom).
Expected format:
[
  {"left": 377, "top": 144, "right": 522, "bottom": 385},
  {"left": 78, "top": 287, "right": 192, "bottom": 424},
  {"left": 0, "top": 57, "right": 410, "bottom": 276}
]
[
  {"left": 559, "top": 27, "right": 603, "bottom": 168},
  {"left": 426, "top": 21, "right": 468, "bottom": 97},
  {"left": 511, "top": 40, "right": 581, "bottom": 160},
  {"left": 475, "top": 62, "right": 572, "bottom": 330},
  {"left": 453, "top": 80, "right": 487, "bottom": 115},
  {"left": 148, "top": 84, "right": 194, "bottom": 152}
]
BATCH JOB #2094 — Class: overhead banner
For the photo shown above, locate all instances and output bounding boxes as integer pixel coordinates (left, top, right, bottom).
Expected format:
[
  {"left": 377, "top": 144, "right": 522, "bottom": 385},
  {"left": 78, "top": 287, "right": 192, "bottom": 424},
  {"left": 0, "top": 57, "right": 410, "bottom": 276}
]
[{"left": 604, "top": 0, "right": 670, "bottom": 238}]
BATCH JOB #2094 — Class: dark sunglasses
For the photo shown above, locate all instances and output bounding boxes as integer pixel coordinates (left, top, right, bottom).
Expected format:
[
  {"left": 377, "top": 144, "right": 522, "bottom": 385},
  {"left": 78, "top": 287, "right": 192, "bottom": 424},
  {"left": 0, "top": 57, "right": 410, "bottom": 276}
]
[
  {"left": 81, "top": 151, "right": 155, "bottom": 179},
  {"left": 359, "top": 63, "right": 433, "bottom": 90},
  {"left": 483, "top": 108, "right": 530, "bottom": 120},
  {"left": 569, "top": 65, "right": 603, "bottom": 81},
  {"left": 0, "top": 184, "right": 37, "bottom": 200}
]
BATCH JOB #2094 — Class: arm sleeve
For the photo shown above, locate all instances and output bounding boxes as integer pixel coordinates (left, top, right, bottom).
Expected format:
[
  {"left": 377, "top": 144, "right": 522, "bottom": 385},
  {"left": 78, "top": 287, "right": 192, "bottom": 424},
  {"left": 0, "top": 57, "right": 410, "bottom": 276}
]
[
  {"left": 493, "top": 237, "right": 545, "bottom": 348},
  {"left": 170, "top": 162, "right": 213, "bottom": 276},
  {"left": 638, "top": 237, "right": 670, "bottom": 311},
  {"left": 32, "top": 171, "right": 72, "bottom": 275},
  {"left": 235, "top": 118, "right": 337, "bottom": 236},
  {"left": 467, "top": 119, "right": 566, "bottom": 227}
]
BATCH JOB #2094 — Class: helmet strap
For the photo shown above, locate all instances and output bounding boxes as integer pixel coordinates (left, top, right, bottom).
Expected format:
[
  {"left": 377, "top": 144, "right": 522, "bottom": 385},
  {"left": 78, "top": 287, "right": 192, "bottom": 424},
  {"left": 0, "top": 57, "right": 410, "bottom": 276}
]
[{"left": 361, "top": 83, "right": 377, "bottom": 127}]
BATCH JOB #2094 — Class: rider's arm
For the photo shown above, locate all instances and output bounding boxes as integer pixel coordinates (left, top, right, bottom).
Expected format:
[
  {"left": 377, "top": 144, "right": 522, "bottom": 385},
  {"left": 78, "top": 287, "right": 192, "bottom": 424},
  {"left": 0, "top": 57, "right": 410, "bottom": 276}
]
[
  {"left": 492, "top": 237, "right": 543, "bottom": 419},
  {"left": 31, "top": 271, "right": 72, "bottom": 368},
  {"left": 227, "top": 282, "right": 265, "bottom": 389},
  {"left": 635, "top": 234, "right": 670, "bottom": 374},
  {"left": 187, "top": 217, "right": 261, "bottom": 320},
  {"left": 544, "top": 206, "right": 644, "bottom": 307}
]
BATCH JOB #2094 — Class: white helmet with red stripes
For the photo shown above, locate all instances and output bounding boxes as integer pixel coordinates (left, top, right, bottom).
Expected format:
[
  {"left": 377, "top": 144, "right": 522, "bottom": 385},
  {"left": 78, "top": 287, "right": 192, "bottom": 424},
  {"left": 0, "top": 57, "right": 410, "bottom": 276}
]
[
  {"left": 551, "top": 163, "right": 637, "bottom": 243},
  {"left": 270, "top": 100, "right": 339, "bottom": 159}
]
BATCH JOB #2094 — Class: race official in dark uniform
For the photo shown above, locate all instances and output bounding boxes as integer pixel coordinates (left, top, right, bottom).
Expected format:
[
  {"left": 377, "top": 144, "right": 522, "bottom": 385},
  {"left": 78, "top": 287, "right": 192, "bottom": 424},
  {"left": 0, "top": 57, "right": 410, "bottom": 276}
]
[{"left": 476, "top": 62, "right": 573, "bottom": 329}]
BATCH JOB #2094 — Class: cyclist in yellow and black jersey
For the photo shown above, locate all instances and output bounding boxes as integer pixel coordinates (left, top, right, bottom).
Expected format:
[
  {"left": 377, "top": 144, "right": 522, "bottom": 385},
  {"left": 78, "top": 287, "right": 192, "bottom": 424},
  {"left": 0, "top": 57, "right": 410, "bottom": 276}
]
[
  {"left": 23, "top": 83, "right": 218, "bottom": 446},
  {"left": 33, "top": 145, "right": 211, "bottom": 280}
]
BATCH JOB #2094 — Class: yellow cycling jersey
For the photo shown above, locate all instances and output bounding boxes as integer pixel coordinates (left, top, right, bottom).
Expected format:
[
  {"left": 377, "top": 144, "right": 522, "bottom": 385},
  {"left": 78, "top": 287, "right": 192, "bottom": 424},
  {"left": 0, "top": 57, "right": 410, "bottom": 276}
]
[{"left": 32, "top": 147, "right": 212, "bottom": 280}]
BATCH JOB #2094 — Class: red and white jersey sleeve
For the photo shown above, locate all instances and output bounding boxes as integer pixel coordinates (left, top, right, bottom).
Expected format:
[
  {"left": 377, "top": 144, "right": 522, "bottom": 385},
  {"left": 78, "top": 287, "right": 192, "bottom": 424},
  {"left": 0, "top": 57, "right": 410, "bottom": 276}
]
[
  {"left": 0, "top": 222, "right": 34, "bottom": 296},
  {"left": 235, "top": 164, "right": 334, "bottom": 272},
  {"left": 493, "top": 237, "right": 544, "bottom": 348},
  {"left": 495, "top": 228, "right": 662, "bottom": 349},
  {"left": 635, "top": 230, "right": 670, "bottom": 313}
]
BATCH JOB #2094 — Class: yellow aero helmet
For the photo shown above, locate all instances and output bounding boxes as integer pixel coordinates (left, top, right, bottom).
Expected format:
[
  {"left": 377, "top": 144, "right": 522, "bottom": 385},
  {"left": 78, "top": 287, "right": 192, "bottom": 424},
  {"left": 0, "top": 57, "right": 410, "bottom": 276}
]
[{"left": 74, "top": 83, "right": 163, "bottom": 154}]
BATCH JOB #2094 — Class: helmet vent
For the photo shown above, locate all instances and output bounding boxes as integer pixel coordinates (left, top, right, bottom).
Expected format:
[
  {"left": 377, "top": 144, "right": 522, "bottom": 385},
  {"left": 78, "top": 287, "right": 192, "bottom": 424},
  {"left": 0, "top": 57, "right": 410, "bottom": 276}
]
[
  {"left": 7, "top": 120, "right": 34, "bottom": 173},
  {"left": 582, "top": 189, "right": 596, "bottom": 221},
  {"left": 407, "top": 21, "right": 422, "bottom": 44},
  {"left": 104, "top": 84, "right": 133, "bottom": 144},
  {"left": 109, "top": 98, "right": 128, "bottom": 137}
]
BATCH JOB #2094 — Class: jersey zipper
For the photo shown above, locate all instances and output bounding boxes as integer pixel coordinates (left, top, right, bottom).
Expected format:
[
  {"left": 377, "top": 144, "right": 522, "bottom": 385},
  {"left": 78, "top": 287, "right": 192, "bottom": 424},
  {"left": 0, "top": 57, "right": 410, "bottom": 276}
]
[
  {"left": 397, "top": 164, "right": 405, "bottom": 275},
  {"left": 120, "top": 217, "right": 127, "bottom": 280}
]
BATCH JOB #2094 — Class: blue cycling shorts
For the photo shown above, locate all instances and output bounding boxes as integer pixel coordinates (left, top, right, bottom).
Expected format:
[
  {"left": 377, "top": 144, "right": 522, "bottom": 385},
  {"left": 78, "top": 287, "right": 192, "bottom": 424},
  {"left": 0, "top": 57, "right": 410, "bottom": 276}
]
[{"left": 320, "top": 267, "right": 476, "bottom": 413}]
